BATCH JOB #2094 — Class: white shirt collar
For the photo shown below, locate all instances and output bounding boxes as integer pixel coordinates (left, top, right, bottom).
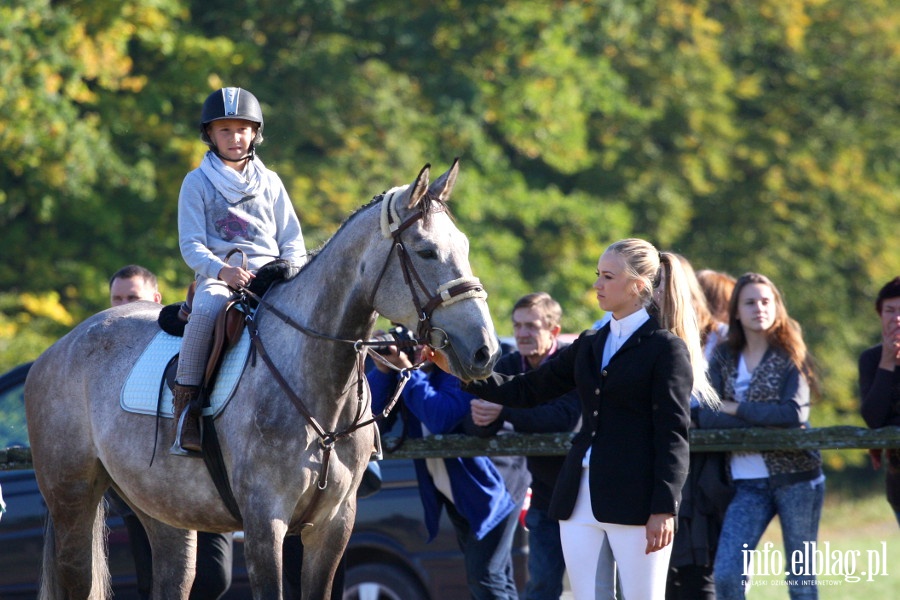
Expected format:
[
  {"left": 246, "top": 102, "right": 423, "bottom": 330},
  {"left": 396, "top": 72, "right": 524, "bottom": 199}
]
[
  {"left": 609, "top": 307, "right": 650, "bottom": 342},
  {"left": 602, "top": 308, "right": 650, "bottom": 369}
]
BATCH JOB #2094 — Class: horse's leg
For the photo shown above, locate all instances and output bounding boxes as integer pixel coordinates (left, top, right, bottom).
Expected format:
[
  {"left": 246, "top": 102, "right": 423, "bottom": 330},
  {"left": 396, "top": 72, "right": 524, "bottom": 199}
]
[
  {"left": 40, "top": 479, "right": 111, "bottom": 600},
  {"left": 298, "top": 501, "right": 356, "bottom": 600},
  {"left": 243, "top": 517, "right": 288, "bottom": 599},
  {"left": 140, "top": 515, "right": 197, "bottom": 600}
]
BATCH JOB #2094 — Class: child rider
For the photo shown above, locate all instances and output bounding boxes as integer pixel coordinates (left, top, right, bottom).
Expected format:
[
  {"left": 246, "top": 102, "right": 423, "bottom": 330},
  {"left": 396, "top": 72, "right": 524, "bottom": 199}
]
[{"left": 173, "top": 87, "right": 307, "bottom": 455}]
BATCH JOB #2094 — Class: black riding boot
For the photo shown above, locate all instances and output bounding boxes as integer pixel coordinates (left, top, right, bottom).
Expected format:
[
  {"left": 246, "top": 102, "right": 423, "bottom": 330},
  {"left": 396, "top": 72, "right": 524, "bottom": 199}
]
[{"left": 171, "top": 382, "right": 202, "bottom": 455}]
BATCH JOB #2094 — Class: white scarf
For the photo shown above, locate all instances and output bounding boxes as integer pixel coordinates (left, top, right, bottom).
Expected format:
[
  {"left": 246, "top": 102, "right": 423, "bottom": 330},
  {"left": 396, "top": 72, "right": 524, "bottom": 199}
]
[{"left": 199, "top": 152, "right": 266, "bottom": 204}]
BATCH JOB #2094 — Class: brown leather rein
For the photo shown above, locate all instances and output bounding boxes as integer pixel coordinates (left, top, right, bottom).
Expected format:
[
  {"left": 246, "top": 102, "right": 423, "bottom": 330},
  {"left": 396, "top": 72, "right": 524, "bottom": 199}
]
[{"left": 235, "top": 196, "right": 485, "bottom": 521}]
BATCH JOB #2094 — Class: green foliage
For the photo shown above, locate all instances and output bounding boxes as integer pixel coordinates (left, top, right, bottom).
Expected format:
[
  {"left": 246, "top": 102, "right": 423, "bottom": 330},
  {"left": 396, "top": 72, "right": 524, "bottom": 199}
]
[
  {"left": 1, "top": 0, "right": 898, "bottom": 449},
  {"left": 0, "top": 292, "right": 73, "bottom": 372},
  {"left": 0, "top": 0, "right": 210, "bottom": 320}
]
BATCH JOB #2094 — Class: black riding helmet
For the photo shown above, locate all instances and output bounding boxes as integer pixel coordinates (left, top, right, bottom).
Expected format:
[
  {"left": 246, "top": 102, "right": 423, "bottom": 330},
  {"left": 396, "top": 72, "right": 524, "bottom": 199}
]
[{"left": 199, "top": 87, "right": 264, "bottom": 160}]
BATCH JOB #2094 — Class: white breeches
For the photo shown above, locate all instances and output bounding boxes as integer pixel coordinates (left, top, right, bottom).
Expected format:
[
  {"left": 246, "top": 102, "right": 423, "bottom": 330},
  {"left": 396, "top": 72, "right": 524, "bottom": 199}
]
[{"left": 560, "top": 467, "right": 672, "bottom": 600}]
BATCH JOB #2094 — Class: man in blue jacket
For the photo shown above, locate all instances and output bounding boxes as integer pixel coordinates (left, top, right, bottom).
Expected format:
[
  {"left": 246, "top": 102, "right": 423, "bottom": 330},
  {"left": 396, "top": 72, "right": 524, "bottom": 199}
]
[
  {"left": 465, "top": 293, "right": 587, "bottom": 600},
  {"left": 368, "top": 330, "right": 528, "bottom": 600}
]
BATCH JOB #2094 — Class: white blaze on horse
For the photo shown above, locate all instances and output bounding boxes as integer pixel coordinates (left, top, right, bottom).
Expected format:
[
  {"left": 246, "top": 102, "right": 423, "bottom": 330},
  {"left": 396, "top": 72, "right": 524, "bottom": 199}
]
[{"left": 25, "top": 160, "right": 500, "bottom": 600}]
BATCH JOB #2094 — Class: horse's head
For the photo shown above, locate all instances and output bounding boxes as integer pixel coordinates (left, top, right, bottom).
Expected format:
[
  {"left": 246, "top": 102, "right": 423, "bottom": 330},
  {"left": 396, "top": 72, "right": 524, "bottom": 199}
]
[{"left": 370, "top": 159, "right": 500, "bottom": 380}]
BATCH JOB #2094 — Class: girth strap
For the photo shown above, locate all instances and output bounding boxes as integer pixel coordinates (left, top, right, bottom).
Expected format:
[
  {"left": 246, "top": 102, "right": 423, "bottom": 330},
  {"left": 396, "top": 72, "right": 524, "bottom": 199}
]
[{"left": 202, "top": 413, "right": 243, "bottom": 523}]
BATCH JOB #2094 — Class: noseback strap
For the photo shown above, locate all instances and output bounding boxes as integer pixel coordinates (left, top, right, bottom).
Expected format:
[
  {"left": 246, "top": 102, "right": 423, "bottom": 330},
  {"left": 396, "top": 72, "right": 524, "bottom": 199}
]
[{"left": 421, "top": 277, "right": 487, "bottom": 316}]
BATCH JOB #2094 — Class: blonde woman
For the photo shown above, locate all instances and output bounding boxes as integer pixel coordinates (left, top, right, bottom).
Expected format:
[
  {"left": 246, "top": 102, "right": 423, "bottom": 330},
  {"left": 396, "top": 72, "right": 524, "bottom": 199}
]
[{"left": 435, "top": 238, "right": 716, "bottom": 599}]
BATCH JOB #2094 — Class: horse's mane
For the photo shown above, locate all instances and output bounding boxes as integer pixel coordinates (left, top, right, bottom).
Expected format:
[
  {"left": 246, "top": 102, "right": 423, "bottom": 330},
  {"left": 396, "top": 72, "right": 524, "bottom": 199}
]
[{"left": 301, "top": 191, "right": 450, "bottom": 267}]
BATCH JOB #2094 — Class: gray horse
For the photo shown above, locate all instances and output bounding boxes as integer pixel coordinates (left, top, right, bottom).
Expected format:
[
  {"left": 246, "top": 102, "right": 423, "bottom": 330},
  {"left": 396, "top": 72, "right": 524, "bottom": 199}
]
[{"left": 25, "top": 160, "right": 500, "bottom": 599}]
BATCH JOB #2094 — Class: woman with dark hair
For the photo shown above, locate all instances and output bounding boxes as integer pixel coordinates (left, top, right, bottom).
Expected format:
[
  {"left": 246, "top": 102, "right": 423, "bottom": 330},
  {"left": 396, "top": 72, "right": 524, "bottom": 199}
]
[
  {"left": 696, "top": 269, "right": 736, "bottom": 328},
  {"left": 700, "top": 273, "right": 823, "bottom": 599},
  {"left": 858, "top": 276, "right": 900, "bottom": 526}
]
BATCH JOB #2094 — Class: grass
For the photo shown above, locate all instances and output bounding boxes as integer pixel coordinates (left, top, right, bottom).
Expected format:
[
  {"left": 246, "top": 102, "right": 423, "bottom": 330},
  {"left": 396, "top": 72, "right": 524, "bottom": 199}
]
[{"left": 743, "top": 463, "right": 899, "bottom": 599}]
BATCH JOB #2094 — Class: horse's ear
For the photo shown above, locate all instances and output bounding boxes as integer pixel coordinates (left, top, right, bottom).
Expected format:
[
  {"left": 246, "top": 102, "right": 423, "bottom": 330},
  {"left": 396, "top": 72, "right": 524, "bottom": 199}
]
[
  {"left": 427, "top": 157, "right": 460, "bottom": 203},
  {"left": 407, "top": 163, "right": 431, "bottom": 209}
]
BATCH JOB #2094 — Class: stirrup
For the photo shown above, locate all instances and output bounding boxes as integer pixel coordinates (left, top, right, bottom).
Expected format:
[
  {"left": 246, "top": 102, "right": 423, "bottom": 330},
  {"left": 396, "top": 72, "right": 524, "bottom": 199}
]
[{"left": 170, "top": 411, "right": 202, "bottom": 458}]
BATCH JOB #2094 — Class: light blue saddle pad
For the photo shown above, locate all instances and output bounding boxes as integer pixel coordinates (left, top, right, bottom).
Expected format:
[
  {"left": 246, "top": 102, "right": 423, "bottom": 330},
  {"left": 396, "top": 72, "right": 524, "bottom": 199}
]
[{"left": 121, "top": 329, "right": 252, "bottom": 418}]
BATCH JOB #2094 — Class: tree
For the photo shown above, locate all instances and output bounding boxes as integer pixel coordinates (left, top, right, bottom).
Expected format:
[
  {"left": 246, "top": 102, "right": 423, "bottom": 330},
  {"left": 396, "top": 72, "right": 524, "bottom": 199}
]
[
  {"left": 2, "top": 0, "right": 898, "bottom": 450},
  {"left": 0, "top": 0, "right": 232, "bottom": 363}
]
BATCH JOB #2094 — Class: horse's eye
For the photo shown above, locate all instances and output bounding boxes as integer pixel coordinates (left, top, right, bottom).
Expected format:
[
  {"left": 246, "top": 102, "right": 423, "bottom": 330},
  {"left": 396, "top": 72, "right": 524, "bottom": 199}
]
[{"left": 416, "top": 249, "right": 438, "bottom": 260}]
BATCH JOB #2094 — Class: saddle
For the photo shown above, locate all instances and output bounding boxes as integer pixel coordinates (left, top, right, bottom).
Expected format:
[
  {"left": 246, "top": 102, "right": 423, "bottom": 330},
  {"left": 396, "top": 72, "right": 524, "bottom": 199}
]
[
  {"left": 156, "top": 257, "right": 296, "bottom": 392},
  {"left": 155, "top": 290, "right": 244, "bottom": 398}
]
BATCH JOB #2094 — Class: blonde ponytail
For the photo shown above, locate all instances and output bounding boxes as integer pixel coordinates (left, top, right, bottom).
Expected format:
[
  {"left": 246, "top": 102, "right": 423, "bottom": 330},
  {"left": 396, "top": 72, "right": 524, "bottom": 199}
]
[
  {"left": 658, "top": 252, "right": 719, "bottom": 408},
  {"left": 606, "top": 239, "right": 719, "bottom": 408}
]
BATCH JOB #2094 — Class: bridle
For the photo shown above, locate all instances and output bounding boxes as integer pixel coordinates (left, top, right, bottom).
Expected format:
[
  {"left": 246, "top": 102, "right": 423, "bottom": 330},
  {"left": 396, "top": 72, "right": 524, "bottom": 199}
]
[
  {"left": 236, "top": 189, "right": 487, "bottom": 512},
  {"left": 367, "top": 187, "right": 487, "bottom": 347}
]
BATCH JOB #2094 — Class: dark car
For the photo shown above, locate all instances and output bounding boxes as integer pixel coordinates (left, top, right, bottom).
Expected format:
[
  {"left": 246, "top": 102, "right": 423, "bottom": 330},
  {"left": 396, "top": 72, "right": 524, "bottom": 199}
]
[{"left": 0, "top": 363, "right": 527, "bottom": 599}]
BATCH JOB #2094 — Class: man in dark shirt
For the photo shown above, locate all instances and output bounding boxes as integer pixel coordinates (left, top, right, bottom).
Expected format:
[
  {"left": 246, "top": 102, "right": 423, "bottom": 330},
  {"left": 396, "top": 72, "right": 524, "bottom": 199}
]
[{"left": 859, "top": 276, "right": 900, "bottom": 527}]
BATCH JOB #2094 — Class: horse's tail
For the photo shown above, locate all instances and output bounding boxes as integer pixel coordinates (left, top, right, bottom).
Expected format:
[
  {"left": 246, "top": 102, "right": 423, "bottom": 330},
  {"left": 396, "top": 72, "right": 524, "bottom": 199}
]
[
  {"left": 89, "top": 500, "right": 113, "bottom": 599},
  {"left": 39, "top": 502, "right": 112, "bottom": 600},
  {"left": 38, "top": 515, "right": 63, "bottom": 600}
]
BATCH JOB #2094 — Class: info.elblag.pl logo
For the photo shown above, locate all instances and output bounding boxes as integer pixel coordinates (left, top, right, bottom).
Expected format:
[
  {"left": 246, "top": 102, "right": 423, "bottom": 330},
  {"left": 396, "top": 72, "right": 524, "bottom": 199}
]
[{"left": 743, "top": 541, "right": 890, "bottom": 586}]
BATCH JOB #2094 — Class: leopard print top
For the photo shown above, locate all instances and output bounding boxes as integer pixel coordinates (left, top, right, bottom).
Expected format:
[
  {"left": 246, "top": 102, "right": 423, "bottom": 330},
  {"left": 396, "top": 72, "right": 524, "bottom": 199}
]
[{"left": 718, "top": 347, "right": 822, "bottom": 481}]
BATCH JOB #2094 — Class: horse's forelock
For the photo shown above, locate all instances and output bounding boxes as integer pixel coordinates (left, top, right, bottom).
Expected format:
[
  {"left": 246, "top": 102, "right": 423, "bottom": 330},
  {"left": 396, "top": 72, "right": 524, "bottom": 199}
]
[
  {"left": 369, "top": 191, "right": 452, "bottom": 230},
  {"left": 420, "top": 192, "right": 453, "bottom": 226}
]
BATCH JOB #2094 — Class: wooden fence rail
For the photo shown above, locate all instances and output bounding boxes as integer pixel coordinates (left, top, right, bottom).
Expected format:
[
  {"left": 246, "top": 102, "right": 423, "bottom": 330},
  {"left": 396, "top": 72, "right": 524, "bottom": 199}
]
[{"left": 3, "top": 426, "right": 900, "bottom": 470}]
